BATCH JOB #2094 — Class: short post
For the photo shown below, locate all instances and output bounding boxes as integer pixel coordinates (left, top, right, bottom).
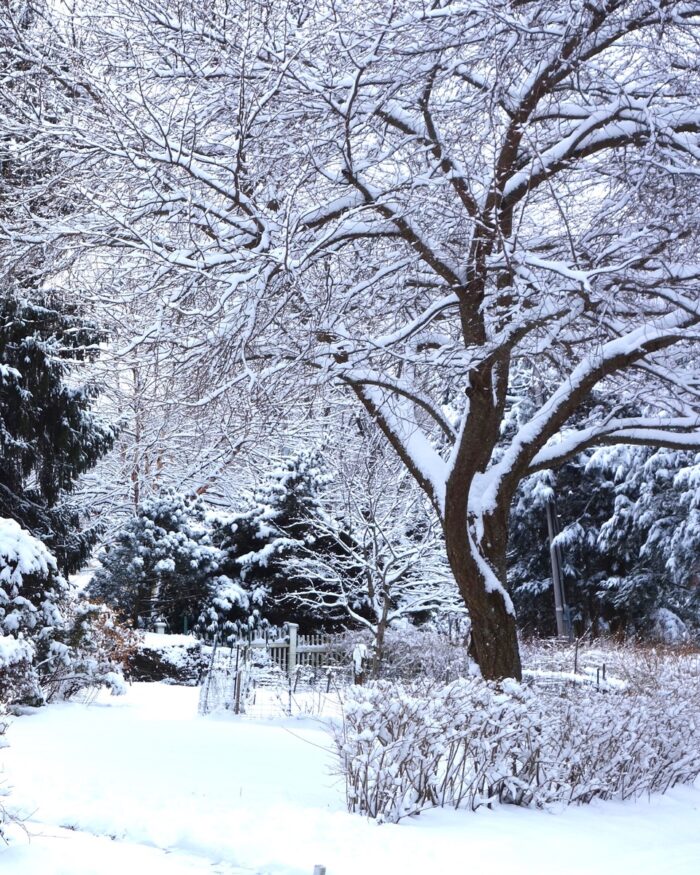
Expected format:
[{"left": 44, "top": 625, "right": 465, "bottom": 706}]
[
  {"left": 545, "top": 495, "right": 571, "bottom": 639},
  {"left": 288, "top": 622, "right": 299, "bottom": 678},
  {"left": 234, "top": 669, "right": 243, "bottom": 714},
  {"left": 352, "top": 642, "right": 368, "bottom": 685}
]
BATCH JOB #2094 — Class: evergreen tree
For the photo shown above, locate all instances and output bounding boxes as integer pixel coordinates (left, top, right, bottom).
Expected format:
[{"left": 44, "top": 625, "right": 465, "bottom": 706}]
[
  {"left": 0, "top": 290, "right": 115, "bottom": 574},
  {"left": 509, "top": 461, "right": 620, "bottom": 637},
  {"left": 592, "top": 445, "right": 700, "bottom": 635},
  {"left": 509, "top": 445, "right": 700, "bottom": 639},
  {"left": 90, "top": 490, "right": 222, "bottom": 632},
  {"left": 0, "top": 292, "right": 122, "bottom": 704},
  {"left": 206, "top": 447, "right": 351, "bottom": 635}
]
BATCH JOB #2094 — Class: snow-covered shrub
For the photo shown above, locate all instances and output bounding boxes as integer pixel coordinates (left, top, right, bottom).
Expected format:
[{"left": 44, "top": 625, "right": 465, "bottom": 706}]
[
  {"left": 0, "top": 636, "right": 34, "bottom": 705},
  {"left": 196, "top": 576, "right": 250, "bottom": 642},
  {"left": 330, "top": 624, "right": 473, "bottom": 682},
  {"left": 0, "top": 702, "right": 7, "bottom": 839},
  {"left": 375, "top": 625, "right": 472, "bottom": 681},
  {"left": 0, "top": 518, "right": 128, "bottom": 704},
  {"left": 40, "top": 602, "right": 135, "bottom": 701},
  {"left": 649, "top": 608, "right": 689, "bottom": 645},
  {"left": 334, "top": 667, "right": 700, "bottom": 822},
  {"left": 0, "top": 517, "right": 69, "bottom": 703},
  {"left": 128, "top": 633, "right": 206, "bottom": 685}
]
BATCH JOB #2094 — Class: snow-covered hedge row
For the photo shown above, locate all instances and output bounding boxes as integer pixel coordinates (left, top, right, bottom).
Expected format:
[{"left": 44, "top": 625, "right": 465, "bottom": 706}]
[
  {"left": 127, "top": 633, "right": 206, "bottom": 685},
  {"left": 326, "top": 625, "right": 473, "bottom": 683},
  {"left": 334, "top": 669, "right": 700, "bottom": 822}
]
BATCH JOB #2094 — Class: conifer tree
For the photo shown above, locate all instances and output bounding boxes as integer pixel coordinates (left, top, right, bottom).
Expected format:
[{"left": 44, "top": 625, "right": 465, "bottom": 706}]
[
  {"left": 0, "top": 291, "right": 115, "bottom": 573},
  {"left": 90, "top": 490, "right": 221, "bottom": 632},
  {"left": 509, "top": 445, "right": 700, "bottom": 640},
  {"left": 208, "top": 447, "right": 351, "bottom": 633}
]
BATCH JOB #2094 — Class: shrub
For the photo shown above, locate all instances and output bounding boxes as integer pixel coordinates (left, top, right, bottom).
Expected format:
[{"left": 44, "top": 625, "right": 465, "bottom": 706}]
[
  {"left": 333, "top": 660, "right": 700, "bottom": 822},
  {"left": 329, "top": 624, "right": 473, "bottom": 682},
  {"left": 0, "top": 702, "right": 7, "bottom": 840},
  {"left": 40, "top": 602, "right": 136, "bottom": 702},
  {"left": 127, "top": 634, "right": 206, "bottom": 685},
  {"left": 0, "top": 519, "right": 129, "bottom": 704}
]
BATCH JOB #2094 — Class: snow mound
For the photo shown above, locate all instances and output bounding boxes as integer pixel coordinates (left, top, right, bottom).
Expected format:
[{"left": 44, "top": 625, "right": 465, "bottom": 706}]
[{"left": 0, "top": 519, "right": 56, "bottom": 586}]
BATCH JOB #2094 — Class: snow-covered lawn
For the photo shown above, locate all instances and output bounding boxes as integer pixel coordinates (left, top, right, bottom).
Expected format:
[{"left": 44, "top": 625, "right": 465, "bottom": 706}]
[{"left": 2, "top": 683, "right": 699, "bottom": 874}]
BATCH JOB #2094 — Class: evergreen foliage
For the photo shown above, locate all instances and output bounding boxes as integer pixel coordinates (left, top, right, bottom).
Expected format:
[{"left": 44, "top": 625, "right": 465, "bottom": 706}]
[
  {"left": 0, "top": 517, "right": 125, "bottom": 704},
  {"left": 0, "top": 291, "right": 114, "bottom": 573},
  {"left": 509, "top": 446, "right": 700, "bottom": 639},
  {"left": 205, "top": 447, "right": 351, "bottom": 636},
  {"left": 90, "top": 490, "right": 222, "bottom": 632}
]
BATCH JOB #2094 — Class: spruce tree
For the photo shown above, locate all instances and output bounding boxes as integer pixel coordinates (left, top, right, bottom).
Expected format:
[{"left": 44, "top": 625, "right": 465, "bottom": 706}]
[
  {"left": 90, "top": 490, "right": 221, "bottom": 631},
  {"left": 208, "top": 447, "right": 352, "bottom": 634},
  {"left": 509, "top": 445, "right": 700, "bottom": 640},
  {"left": 0, "top": 291, "right": 115, "bottom": 573}
]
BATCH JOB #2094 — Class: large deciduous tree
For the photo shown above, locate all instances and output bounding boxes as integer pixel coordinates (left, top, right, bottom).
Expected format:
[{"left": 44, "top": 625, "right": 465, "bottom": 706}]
[{"left": 6, "top": 1, "right": 700, "bottom": 677}]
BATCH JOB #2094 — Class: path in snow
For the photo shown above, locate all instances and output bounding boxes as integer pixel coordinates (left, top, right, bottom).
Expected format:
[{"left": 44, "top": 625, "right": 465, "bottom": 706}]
[{"left": 2, "top": 683, "right": 700, "bottom": 874}]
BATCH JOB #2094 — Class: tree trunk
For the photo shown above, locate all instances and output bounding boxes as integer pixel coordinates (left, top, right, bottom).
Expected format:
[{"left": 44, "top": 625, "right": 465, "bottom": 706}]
[
  {"left": 443, "top": 512, "right": 522, "bottom": 681},
  {"left": 372, "top": 597, "right": 390, "bottom": 678},
  {"left": 465, "top": 584, "right": 521, "bottom": 681}
]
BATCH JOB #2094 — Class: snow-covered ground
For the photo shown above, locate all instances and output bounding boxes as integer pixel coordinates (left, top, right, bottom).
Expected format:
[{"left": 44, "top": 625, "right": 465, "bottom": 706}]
[{"left": 2, "top": 683, "right": 699, "bottom": 874}]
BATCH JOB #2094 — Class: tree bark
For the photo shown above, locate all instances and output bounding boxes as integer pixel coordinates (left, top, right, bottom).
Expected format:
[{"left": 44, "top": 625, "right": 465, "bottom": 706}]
[
  {"left": 444, "top": 481, "right": 522, "bottom": 681},
  {"left": 444, "top": 535, "right": 522, "bottom": 680},
  {"left": 466, "top": 585, "right": 521, "bottom": 682}
]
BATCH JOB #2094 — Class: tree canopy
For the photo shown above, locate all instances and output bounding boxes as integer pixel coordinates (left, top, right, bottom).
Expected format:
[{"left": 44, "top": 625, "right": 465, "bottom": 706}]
[{"left": 4, "top": 0, "right": 700, "bottom": 676}]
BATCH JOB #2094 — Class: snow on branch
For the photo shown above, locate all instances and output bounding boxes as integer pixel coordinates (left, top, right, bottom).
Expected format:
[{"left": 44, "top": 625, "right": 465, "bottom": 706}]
[
  {"left": 342, "top": 376, "right": 447, "bottom": 512},
  {"left": 528, "top": 416, "right": 700, "bottom": 473},
  {"left": 481, "top": 312, "right": 700, "bottom": 510}
]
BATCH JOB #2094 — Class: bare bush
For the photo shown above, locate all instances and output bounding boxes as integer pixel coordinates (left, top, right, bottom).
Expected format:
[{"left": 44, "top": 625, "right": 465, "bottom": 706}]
[
  {"left": 333, "top": 657, "right": 700, "bottom": 822},
  {"left": 40, "top": 604, "right": 135, "bottom": 703},
  {"left": 520, "top": 637, "right": 700, "bottom": 692},
  {"left": 329, "top": 624, "right": 472, "bottom": 683}
]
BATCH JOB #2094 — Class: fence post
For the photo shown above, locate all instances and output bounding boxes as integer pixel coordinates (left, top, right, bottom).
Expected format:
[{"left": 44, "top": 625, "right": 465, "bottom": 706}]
[{"left": 288, "top": 623, "right": 299, "bottom": 678}]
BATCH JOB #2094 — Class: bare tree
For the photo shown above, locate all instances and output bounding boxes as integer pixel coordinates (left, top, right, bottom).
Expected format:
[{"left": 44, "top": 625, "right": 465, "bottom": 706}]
[
  {"left": 6, "top": 1, "right": 700, "bottom": 677},
  {"left": 287, "top": 434, "right": 462, "bottom": 674}
]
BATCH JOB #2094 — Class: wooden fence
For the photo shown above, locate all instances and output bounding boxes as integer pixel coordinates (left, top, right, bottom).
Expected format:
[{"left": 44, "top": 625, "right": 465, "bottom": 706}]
[
  {"left": 232, "top": 623, "right": 338, "bottom": 673},
  {"left": 198, "top": 623, "right": 344, "bottom": 714}
]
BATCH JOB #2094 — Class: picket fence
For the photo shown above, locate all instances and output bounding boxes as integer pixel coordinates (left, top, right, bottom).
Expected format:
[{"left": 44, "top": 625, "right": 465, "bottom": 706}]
[{"left": 199, "top": 623, "right": 344, "bottom": 714}]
